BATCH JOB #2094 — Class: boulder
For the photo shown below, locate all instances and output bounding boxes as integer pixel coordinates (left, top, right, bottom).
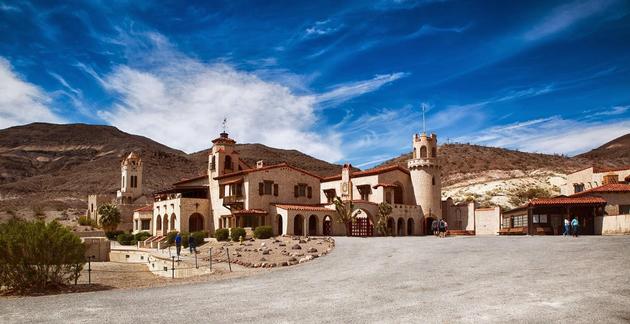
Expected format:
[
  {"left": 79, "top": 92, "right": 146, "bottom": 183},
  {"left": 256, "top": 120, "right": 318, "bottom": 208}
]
[
  {"left": 288, "top": 257, "right": 297, "bottom": 262},
  {"left": 291, "top": 244, "right": 302, "bottom": 250},
  {"left": 262, "top": 248, "right": 270, "bottom": 255},
  {"left": 299, "top": 255, "right": 314, "bottom": 264},
  {"left": 307, "top": 247, "right": 317, "bottom": 253}
]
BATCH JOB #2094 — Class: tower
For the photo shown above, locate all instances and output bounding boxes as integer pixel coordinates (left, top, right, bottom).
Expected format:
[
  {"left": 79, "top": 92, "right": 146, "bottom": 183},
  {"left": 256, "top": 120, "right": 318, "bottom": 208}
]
[
  {"left": 118, "top": 152, "right": 143, "bottom": 204},
  {"left": 208, "top": 131, "right": 241, "bottom": 178},
  {"left": 408, "top": 133, "right": 442, "bottom": 221}
]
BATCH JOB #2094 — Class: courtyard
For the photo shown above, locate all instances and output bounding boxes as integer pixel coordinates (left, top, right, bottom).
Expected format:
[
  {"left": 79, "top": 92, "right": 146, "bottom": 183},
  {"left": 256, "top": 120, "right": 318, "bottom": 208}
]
[{"left": 1, "top": 235, "right": 630, "bottom": 323}]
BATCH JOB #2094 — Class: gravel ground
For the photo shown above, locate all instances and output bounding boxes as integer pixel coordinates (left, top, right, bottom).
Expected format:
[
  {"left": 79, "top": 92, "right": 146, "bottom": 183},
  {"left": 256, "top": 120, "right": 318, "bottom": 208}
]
[{"left": 1, "top": 236, "right": 630, "bottom": 323}]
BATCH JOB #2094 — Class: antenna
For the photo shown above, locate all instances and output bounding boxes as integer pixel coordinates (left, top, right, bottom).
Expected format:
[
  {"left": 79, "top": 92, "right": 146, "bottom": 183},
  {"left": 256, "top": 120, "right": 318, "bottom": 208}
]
[{"left": 222, "top": 117, "right": 227, "bottom": 133}]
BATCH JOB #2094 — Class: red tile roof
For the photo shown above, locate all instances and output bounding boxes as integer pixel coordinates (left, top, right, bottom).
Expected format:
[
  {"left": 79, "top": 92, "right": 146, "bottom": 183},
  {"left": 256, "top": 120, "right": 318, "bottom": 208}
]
[
  {"left": 214, "top": 162, "right": 323, "bottom": 180},
  {"left": 274, "top": 204, "right": 332, "bottom": 212},
  {"left": 372, "top": 183, "right": 399, "bottom": 189},
  {"left": 571, "top": 183, "right": 630, "bottom": 197},
  {"left": 529, "top": 196, "right": 607, "bottom": 206},
  {"left": 322, "top": 164, "right": 409, "bottom": 182},
  {"left": 173, "top": 174, "right": 208, "bottom": 185},
  {"left": 232, "top": 209, "right": 267, "bottom": 215},
  {"left": 134, "top": 205, "right": 153, "bottom": 212}
]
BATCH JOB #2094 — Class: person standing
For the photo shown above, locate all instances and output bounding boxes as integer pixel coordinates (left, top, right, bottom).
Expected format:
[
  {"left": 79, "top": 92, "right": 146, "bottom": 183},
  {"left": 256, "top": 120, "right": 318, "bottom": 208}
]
[
  {"left": 432, "top": 219, "right": 439, "bottom": 237},
  {"left": 571, "top": 217, "right": 579, "bottom": 238},
  {"left": 175, "top": 232, "right": 182, "bottom": 257},
  {"left": 563, "top": 218, "right": 570, "bottom": 237},
  {"left": 188, "top": 234, "right": 196, "bottom": 254},
  {"left": 438, "top": 219, "right": 446, "bottom": 238}
]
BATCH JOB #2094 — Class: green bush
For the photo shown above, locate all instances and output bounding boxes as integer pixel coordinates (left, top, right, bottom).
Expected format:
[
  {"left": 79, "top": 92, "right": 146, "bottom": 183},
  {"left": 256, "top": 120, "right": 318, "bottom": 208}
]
[
  {"left": 230, "top": 227, "right": 246, "bottom": 242},
  {"left": 191, "top": 231, "right": 207, "bottom": 246},
  {"left": 166, "top": 231, "right": 178, "bottom": 244},
  {"left": 181, "top": 232, "right": 190, "bottom": 248},
  {"left": 214, "top": 229, "right": 229, "bottom": 241},
  {"left": 134, "top": 231, "right": 151, "bottom": 242},
  {"left": 116, "top": 233, "right": 136, "bottom": 246},
  {"left": 253, "top": 226, "right": 274, "bottom": 239},
  {"left": 0, "top": 220, "right": 85, "bottom": 294},
  {"left": 105, "top": 230, "right": 124, "bottom": 240},
  {"left": 77, "top": 216, "right": 96, "bottom": 227}
]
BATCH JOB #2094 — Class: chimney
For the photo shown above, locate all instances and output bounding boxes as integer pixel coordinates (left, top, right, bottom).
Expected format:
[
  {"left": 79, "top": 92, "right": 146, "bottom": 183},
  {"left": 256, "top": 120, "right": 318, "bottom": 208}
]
[
  {"left": 256, "top": 160, "right": 264, "bottom": 169},
  {"left": 603, "top": 173, "right": 619, "bottom": 185}
]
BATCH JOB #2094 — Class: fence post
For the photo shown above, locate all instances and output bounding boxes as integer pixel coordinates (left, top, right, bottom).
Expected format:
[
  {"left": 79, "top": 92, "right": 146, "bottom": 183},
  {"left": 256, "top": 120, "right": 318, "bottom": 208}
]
[
  {"left": 88, "top": 255, "right": 94, "bottom": 285},
  {"left": 226, "top": 247, "right": 232, "bottom": 272},
  {"left": 209, "top": 247, "right": 212, "bottom": 272},
  {"left": 171, "top": 256, "right": 175, "bottom": 279},
  {"left": 194, "top": 250, "right": 198, "bottom": 269}
]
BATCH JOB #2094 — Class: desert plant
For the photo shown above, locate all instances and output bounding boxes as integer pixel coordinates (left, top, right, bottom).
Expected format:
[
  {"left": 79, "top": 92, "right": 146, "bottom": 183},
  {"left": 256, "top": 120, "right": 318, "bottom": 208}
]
[
  {"left": 253, "top": 226, "right": 274, "bottom": 239},
  {"left": 116, "top": 233, "right": 136, "bottom": 246},
  {"left": 78, "top": 216, "right": 92, "bottom": 226},
  {"left": 190, "top": 231, "right": 207, "bottom": 246},
  {"left": 0, "top": 220, "right": 85, "bottom": 294},
  {"left": 214, "top": 229, "right": 229, "bottom": 241},
  {"left": 105, "top": 230, "right": 124, "bottom": 240},
  {"left": 375, "top": 202, "right": 393, "bottom": 236},
  {"left": 230, "top": 227, "right": 246, "bottom": 242},
  {"left": 166, "top": 231, "right": 178, "bottom": 244},
  {"left": 97, "top": 204, "right": 120, "bottom": 232},
  {"left": 332, "top": 197, "right": 362, "bottom": 236},
  {"left": 32, "top": 206, "right": 46, "bottom": 219}
]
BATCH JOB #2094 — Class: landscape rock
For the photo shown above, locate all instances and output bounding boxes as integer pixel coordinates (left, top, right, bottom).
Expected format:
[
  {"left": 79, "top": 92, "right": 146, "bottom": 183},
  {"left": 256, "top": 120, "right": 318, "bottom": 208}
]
[{"left": 291, "top": 244, "right": 302, "bottom": 250}]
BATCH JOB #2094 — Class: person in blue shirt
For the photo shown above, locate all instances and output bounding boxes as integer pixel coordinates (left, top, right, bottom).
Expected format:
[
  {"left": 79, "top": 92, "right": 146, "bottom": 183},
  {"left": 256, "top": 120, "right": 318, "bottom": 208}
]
[
  {"left": 175, "top": 232, "right": 182, "bottom": 257},
  {"left": 563, "top": 218, "right": 570, "bottom": 237},
  {"left": 571, "top": 217, "right": 579, "bottom": 238}
]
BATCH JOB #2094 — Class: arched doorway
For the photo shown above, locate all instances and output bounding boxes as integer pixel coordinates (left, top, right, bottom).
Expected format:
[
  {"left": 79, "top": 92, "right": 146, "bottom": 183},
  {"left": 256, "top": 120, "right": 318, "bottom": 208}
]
[
  {"left": 323, "top": 215, "right": 333, "bottom": 236},
  {"left": 170, "top": 213, "right": 176, "bottom": 232},
  {"left": 308, "top": 215, "right": 318, "bottom": 236},
  {"left": 387, "top": 217, "right": 395, "bottom": 236},
  {"left": 294, "top": 214, "right": 304, "bottom": 236},
  {"left": 407, "top": 218, "right": 415, "bottom": 236},
  {"left": 351, "top": 210, "right": 374, "bottom": 237},
  {"left": 163, "top": 215, "right": 169, "bottom": 234},
  {"left": 425, "top": 217, "right": 435, "bottom": 235},
  {"left": 156, "top": 215, "right": 162, "bottom": 234},
  {"left": 397, "top": 218, "right": 405, "bottom": 236},
  {"left": 189, "top": 213, "right": 204, "bottom": 232},
  {"left": 276, "top": 214, "right": 283, "bottom": 236}
]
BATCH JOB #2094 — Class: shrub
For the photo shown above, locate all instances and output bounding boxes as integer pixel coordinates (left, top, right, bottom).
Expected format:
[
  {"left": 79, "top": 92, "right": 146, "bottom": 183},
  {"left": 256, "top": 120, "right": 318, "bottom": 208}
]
[
  {"left": 230, "top": 227, "right": 246, "bottom": 242},
  {"left": 105, "top": 230, "right": 124, "bottom": 240},
  {"left": 214, "top": 229, "right": 229, "bottom": 241},
  {"left": 181, "top": 232, "right": 190, "bottom": 248},
  {"left": 0, "top": 220, "right": 85, "bottom": 294},
  {"left": 191, "top": 231, "right": 207, "bottom": 246},
  {"left": 166, "top": 231, "right": 178, "bottom": 244},
  {"left": 78, "top": 216, "right": 92, "bottom": 226},
  {"left": 116, "top": 233, "right": 136, "bottom": 246},
  {"left": 253, "top": 226, "right": 273, "bottom": 239},
  {"left": 134, "top": 231, "right": 151, "bottom": 242}
]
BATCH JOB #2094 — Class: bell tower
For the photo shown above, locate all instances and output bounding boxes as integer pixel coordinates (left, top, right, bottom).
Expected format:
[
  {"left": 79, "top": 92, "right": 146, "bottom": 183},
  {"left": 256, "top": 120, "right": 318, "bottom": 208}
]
[
  {"left": 408, "top": 132, "right": 442, "bottom": 221},
  {"left": 118, "top": 152, "right": 143, "bottom": 204}
]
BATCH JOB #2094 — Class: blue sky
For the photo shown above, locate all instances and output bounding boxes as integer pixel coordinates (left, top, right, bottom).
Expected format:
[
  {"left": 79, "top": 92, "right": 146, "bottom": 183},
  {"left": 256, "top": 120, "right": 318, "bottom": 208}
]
[{"left": 1, "top": 0, "right": 629, "bottom": 167}]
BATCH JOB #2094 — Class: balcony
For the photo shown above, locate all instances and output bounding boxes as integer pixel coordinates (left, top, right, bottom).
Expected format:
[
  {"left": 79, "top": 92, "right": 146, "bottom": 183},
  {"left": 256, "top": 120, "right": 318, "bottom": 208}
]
[{"left": 223, "top": 195, "right": 244, "bottom": 210}]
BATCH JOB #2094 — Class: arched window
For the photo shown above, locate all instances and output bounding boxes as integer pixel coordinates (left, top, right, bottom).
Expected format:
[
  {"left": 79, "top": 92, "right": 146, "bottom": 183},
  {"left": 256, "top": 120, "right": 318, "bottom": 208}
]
[
  {"left": 420, "top": 146, "right": 427, "bottom": 158},
  {"left": 431, "top": 147, "right": 437, "bottom": 158},
  {"left": 432, "top": 176, "right": 435, "bottom": 186},
  {"left": 413, "top": 147, "right": 417, "bottom": 159},
  {"left": 156, "top": 215, "right": 162, "bottom": 230}
]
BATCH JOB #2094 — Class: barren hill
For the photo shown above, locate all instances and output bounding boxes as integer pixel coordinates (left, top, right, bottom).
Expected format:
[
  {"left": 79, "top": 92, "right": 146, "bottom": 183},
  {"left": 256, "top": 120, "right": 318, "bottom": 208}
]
[{"left": 576, "top": 133, "right": 630, "bottom": 168}]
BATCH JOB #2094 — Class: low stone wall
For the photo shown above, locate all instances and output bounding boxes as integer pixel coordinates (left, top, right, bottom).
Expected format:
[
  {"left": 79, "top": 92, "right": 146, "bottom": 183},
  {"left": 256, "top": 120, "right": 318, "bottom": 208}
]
[
  {"left": 109, "top": 250, "right": 211, "bottom": 278},
  {"left": 82, "top": 237, "right": 110, "bottom": 262},
  {"left": 595, "top": 214, "right": 630, "bottom": 235}
]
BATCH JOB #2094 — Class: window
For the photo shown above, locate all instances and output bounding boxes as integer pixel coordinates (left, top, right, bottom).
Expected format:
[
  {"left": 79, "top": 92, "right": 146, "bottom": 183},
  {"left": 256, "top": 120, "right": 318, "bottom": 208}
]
[
  {"left": 357, "top": 185, "right": 371, "bottom": 201},
  {"left": 294, "top": 184, "right": 311, "bottom": 198},
  {"left": 512, "top": 215, "right": 527, "bottom": 227},
  {"left": 210, "top": 156, "right": 216, "bottom": 171},
  {"left": 224, "top": 155, "right": 233, "bottom": 170},
  {"left": 432, "top": 176, "right": 435, "bottom": 186},
  {"left": 258, "top": 181, "right": 276, "bottom": 196},
  {"left": 264, "top": 181, "right": 273, "bottom": 195},
  {"left": 574, "top": 183, "right": 585, "bottom": 193},
  {"left": 620, "top": 205, "right": 630, "bottom": 215},
  {"left": 420, "top": 146, "right": 427, "bottom": 158},
  {"left": 141, "top": 220, "right": 150, "bottom": 230},
  {"left": 501, "top": 217, "right": 510, "bottom": 228}
]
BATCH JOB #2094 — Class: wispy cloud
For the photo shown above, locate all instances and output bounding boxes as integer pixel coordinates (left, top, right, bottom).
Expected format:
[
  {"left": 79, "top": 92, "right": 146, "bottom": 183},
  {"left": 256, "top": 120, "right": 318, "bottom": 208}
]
[
  {"left": 316, "top": 72, "right": 409, "bottom": 107},
  {"left": 304, "top": 20, "right": 342, "bottom": 38},
  {"left": 591, "top": 105, "right": 630, "bottom": 116},
  {"left": 0, "top": 57, "right": 64, "bottom": 129},
  {"left": 524, "top": 0, "right": 619, "bottom": 41},
  {"left": 459, "top": 115, "right": 630, "bottom": 155},
  {"left": 404, "top": 23, "right": 471, "bottom": 39},
  {"left": 0, "top": 2, "right": 20, "bottom": 12}
]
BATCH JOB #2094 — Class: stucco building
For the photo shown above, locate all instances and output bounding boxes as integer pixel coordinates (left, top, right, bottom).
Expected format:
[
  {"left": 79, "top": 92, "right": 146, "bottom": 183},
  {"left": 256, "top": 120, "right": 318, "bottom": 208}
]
[{"left": 562, "top": 166, "right": 630, "bottom": 195}]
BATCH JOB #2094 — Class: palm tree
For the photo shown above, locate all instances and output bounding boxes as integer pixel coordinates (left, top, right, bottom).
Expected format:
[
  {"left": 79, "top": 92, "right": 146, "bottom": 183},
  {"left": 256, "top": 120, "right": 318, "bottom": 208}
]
[
  {"left": 98, "top": 203, "right": 121, "bottom": 232},
  {"left": 332, "top": 197, "right": 361, "bottom": 236},
  {"left": 375, "top": 202, "right": 393, "bottom": 236}
]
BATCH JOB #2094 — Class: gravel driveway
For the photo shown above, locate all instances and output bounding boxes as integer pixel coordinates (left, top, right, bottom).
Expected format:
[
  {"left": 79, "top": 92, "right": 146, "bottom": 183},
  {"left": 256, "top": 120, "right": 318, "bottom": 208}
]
[{"left": 2, "top": 236, "right": 630, "bottom": 323}]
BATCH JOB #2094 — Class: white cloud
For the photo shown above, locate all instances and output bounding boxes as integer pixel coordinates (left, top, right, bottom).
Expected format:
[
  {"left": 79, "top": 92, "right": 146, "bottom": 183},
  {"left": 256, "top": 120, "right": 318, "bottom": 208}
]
[
  {"left": 460, "top": 116, "right": 630, "bottom": 156},
  {"left": 304, "top": 20, "right": 342, "bottom": 37},
  {"left": 0, "top": 58, "right": 64, "bottom": 129},
  {"left": 591, "top": 105, "right": 629, "bottom": 116},
  {"left": 524, "top": 0, "right": 618, "bottom": 41},
  {"left": 316, "top": 72, "right": 409, "bottom": 107}
]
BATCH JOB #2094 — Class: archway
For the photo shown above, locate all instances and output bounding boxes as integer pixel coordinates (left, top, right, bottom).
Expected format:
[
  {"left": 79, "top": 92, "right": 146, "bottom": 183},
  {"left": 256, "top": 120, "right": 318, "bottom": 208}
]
[
  {"left": 170, "top": 213, "right": 176, "bottom": 232},
  {"left": 420, "top": 146, "right": 427, "bottom": 158},
  {"left": 189, "top": 213, "right": 204, "bottom": 232},
  {"left": 156, "top": 215, "right": 162, "bottom": 233},
  {"left": 387, "top": 217, "right": 395, "bottom": 236},
  {"left": 407, "top": 218, "right": 415, "bottom": 236},
  {"left": 163, "top": 215, "right": 169, "bottom": 234},
  {"left": 323, "top": 215, "right": 333, "bottom": 236},
  {"left": 350, "top": 210, "right": 374, "bottom": 237},
  {"left": 308, "top": 215, "right": 318, "bottom": 236},
  {"left": 276, "top": 214, "right": 283, "bottom": 236},
  {"left": 294, "top": 214, "right": 304, "bottom": 236},
  {"left": 397, "top": 218, "right": 405, "bottom": 236}
]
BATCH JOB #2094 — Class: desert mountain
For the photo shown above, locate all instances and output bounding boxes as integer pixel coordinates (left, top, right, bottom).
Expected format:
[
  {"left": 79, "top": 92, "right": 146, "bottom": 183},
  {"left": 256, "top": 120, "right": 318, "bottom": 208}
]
[{"left": 575, "top": 133, "right": 630, "bottom": 167}]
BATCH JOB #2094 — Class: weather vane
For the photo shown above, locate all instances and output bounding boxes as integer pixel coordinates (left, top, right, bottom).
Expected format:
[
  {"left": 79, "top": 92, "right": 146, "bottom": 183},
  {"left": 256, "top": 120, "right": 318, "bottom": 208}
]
[{"left": 222, "top": 117, "right": 227, "bottom": 133}]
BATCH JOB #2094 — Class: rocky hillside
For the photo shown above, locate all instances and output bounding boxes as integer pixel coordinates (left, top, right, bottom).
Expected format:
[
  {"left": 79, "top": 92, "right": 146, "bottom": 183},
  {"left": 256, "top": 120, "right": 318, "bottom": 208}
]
[{"left": 575, "top": 133, "right": 630, "bottom": 167}]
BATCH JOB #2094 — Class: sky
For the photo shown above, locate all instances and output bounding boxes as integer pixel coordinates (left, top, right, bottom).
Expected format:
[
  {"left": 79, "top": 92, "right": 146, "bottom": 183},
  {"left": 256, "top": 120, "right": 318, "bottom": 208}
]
[{"left": 1, "top": 0, "right": 629, "bottom": 168}]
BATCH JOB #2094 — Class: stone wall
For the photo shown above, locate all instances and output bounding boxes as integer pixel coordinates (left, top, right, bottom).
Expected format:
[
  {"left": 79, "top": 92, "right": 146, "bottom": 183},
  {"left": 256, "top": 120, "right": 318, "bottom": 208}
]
[
  {"left": 82, "top": 237, "right": 110, "bottom": 262},
  {"left": 595, "top": 214, "right": 630, "bottom": 235},
  {"left": 475, "top": 207, "right": 501, "bottom": 235}
]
